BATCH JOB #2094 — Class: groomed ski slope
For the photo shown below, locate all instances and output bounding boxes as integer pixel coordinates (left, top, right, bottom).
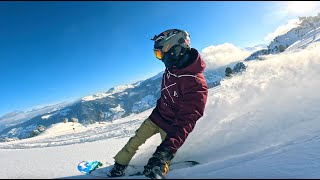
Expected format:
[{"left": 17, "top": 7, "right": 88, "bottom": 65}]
[{"left": 0, "top": 41, "right": 320, "bottom": 179}]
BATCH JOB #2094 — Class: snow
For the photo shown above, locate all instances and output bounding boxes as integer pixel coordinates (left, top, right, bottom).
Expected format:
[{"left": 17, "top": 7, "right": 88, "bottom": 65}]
[
  {"left": 1, "top": 41, "right": 320, "bottom": 178},
  {"left": 109, "top": 105, "right": 124, "bottom": 113},
  {"left": 0, "top": 138, "right": 129, "bottom": 179},
  {"left": 104, "top": 105, "right": 126, "bottom": 121},
  {"left": 244, "top": 44, "right": 268, "bottom": 52},
  {"left": 82, "top": 93, "right": 110, "bottom": 101},
  {"left": 132, "top": 95, "right": 157, "bottom": 113},
  {"left": 286, "top": 26, "right": 320, "bottom": 51},
  {"left": 59, "top": 108, "right": 71, "bottom": 116},
  {"left": 40, "top": 108, "right": 71, "bottom": 120},
  {"left": 41, "top": 114, "right": 53, "bottom": 120},
  {"left": 268, "top": 15, "right": 320, "bottom": 54},
  {"left": 108, "top": 84, "right": 135, "bottom": 94},
  {"left": 39, "top": 122, "right": 86, "bottom": 137},
  {"left": 81, "top": 84, "right": 139, "bottom": 102},
  {"left": 264, "top": 18, "right": 301, "bottom": 42},
  {"left": 0, "top": 102, "right": 70, "bottom": 132}
]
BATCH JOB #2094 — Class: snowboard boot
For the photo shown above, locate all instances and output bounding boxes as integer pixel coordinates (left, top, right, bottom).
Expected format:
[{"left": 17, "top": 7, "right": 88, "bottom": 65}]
[
  {"left": 107, "top": 162, "right": 128, "bottom": 177},
  {"left": 143, "top": 146, "right": 173, "bottom": 179},
  {"left": 143, "top": 161, "right": 169, "bottom": 179}
]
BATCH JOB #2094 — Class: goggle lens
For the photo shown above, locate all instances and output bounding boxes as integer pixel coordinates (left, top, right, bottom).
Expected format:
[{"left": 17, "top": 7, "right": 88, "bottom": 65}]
[{"left": 154, "top": 49, "right": 163, "bottom": 60}]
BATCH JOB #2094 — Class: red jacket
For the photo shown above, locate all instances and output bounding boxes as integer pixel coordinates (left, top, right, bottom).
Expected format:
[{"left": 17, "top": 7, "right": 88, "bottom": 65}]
[{"left": 149, "top": 48, "right": 208, "bottom": 154}]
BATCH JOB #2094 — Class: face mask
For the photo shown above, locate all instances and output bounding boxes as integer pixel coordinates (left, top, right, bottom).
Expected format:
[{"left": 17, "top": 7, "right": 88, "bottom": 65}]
[
  {"left": 161, "top": 48, "right": 191, "bottom": 69},
  {"left": 161, "top": 53, "right": 179, "bottom": 69}
]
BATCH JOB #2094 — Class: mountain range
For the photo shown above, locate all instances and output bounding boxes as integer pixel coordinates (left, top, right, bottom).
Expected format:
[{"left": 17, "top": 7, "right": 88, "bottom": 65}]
[
  {"left": 245, "top": 14, "right": 320, "bottom": 61},
  {"left": 1, "top": 13, "right": 320, "bottom": 141}
]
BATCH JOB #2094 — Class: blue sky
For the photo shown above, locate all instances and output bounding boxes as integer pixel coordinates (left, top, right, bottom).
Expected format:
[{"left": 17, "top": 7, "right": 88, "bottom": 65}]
[{"left": 0, "top": 1, "right": 319, "bottom": 116}]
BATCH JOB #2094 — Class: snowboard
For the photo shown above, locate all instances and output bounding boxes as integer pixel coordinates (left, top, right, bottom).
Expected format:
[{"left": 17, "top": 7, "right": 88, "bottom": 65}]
[{"left": 77, "top": 160, "right": 199, "bottom": 179}]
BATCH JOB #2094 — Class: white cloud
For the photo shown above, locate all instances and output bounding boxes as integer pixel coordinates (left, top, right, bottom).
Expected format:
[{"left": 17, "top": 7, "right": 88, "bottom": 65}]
[
  {"left": 268, "top": 1, "right": 320, "bottom": 19},
  {"left": 281, "top": 1, "right": 320, "bottom": 17},
  {"left": 262, "top": 2, "right": 320, "bottom": 40},
  {"left": 264, "top": 18, "right": 301, "bottom": 42},
  {"left": 201, "top": 43, "right": 251, "bottom": 70}
]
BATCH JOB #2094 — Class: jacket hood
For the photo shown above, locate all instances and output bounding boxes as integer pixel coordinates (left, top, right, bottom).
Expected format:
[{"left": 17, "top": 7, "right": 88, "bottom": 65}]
[{"left": 170, "top": 48, "right": 206, "bottom": 75}]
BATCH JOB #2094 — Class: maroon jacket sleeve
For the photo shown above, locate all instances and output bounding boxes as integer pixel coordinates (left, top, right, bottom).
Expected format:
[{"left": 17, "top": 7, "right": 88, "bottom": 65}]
[{"left": 159, "top": 75, "right": 208, "bottom": 154}]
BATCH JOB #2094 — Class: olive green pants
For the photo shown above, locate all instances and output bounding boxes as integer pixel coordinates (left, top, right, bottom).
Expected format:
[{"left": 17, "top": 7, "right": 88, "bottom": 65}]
[{"left": 114, "top": 118, "right": 167, "bottom": 165}]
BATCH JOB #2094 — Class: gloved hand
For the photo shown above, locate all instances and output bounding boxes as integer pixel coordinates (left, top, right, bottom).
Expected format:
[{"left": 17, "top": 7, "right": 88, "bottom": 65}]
[{"left": 143, "top": 146, "right": 174, "bottom": 179}]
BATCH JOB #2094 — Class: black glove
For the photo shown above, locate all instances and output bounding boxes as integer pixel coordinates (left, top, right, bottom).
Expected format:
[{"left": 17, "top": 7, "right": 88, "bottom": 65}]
[{"left": 143, "top": 146, "right": 174, "bottom": 179}]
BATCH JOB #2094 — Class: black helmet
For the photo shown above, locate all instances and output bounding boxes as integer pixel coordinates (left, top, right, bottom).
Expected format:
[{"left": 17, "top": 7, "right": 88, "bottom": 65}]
[{"left": 151, "top": 29, "right": 191, "bottom": 68}]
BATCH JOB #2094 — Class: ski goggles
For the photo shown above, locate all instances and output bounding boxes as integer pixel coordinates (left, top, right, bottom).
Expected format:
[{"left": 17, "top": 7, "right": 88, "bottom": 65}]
[{"left": 153, "top": 49, "right": 164, "bottom": 60}]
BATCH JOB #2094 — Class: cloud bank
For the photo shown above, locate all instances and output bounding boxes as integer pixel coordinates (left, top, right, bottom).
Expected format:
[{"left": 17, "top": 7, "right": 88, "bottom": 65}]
[{"left": 201, "top": 43, "right": 251, "bottom": 70}]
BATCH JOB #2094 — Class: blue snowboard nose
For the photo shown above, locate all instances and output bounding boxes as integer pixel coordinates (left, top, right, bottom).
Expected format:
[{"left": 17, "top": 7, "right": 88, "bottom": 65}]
[{"left": 77, "top": 160, "right": 102, "bottom": 174}]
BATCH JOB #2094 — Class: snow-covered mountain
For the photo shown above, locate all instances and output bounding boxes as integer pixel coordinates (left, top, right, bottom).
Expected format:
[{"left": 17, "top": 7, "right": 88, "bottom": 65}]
[
  {"left": 245, "top": 14, "right": 320, "bottom": 61},
  {"left": 0, "top": 102, "right": 71, "bottom": 133},
  {"left": 3, "top": 14, "right": 320, "bottom": 141},
  {"left": 0, "top": 33, "right": 319, "bottom": 178},
  {"left": 0, "top": 69, "right": 222, "bottom": 141},
  {"left": 244, "top": 44, "right": 268, "bottom": 52},
  {"left": 3, "top": 14, "right": 320, "bottom": 142}
]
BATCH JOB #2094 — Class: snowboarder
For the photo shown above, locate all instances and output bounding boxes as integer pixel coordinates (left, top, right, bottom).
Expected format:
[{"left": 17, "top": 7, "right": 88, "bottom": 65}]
[{"left": 108, "top": 29, "right": 208, "bottom": 179}]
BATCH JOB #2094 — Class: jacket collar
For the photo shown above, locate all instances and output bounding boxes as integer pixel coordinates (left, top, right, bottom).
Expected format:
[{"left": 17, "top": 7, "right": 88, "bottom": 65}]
[{"left": 168, "top": 48, "right": 206, "bottom": 75}]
